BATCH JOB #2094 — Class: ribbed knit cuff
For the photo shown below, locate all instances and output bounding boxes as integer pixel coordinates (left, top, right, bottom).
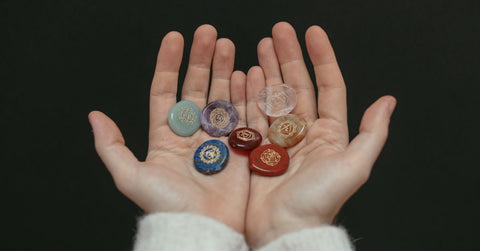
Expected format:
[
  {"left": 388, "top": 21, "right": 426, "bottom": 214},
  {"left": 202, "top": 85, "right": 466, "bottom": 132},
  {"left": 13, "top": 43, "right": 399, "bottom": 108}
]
[
  {"left": 257, "top": 226, "right": 354, "bottom": 251},
  {"left": 134, "top": 213, "right": 249, "bottom": 251}
]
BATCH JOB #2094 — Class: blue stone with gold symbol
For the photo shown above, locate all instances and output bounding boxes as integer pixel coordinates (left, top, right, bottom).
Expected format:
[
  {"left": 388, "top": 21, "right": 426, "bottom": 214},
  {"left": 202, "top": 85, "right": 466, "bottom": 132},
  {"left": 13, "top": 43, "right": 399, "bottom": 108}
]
[{"left": 194, "top": 139, "right": 229, "bottom": 175}]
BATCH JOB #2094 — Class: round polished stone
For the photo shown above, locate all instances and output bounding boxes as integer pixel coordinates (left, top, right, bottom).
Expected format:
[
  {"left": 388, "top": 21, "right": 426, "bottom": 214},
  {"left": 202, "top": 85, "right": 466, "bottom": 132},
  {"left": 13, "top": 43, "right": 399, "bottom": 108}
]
[
  {"left": 168, "top": 100, "right": 201, "bottom": 136},
  {"left": 249, "top": 144, "right": 289, "bottom": 176},
  {"left": 201, "top": 100, "right": 239, "bottom": 137},
  {"left": 257, "top": 84, "right": 297, "bottom": 117},
  {"left": 194, "top": 139, "right": 229, "bottom": 175},
  {"left": 268, "top": 114, "right": 307, "bottom": 148},
  {"left": 228, "top": 127, "right": 262, "bottom": 151}
]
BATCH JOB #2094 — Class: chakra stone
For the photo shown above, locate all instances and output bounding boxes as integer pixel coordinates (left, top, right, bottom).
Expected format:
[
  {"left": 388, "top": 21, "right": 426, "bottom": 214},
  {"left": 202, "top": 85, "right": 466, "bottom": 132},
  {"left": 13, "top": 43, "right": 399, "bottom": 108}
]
[
  {"left": 257, "top": 84, "right": 297, "bottom": 117},
  {"left": 168, "top": 100, "right": 201, "bottom": 136},
  {"left": 249, "top": 144, "right": 290, "bottom": 176},
  {"left": 201, "top": 100, "right": 239, "bottom": 137},
  {"left": 194, "top": 139, "right": 229, "bottom": 175},
  {"left": 268, "top": 114, "right": 307, "bottom": 148},
  {"left": 228, "top": 127, "right": 262, "bottom": 151}
]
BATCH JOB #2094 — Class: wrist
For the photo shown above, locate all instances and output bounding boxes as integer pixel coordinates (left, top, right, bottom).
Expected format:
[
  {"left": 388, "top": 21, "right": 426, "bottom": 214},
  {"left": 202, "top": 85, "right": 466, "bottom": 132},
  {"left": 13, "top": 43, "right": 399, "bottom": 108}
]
[
  {"left": 139, "top": 190, "right": 248, "bottom": 234},
  {"left": 194, "top": 199, "right": 247, "bottom": 234},
  {"left": 199, "top": 211, "right": 246, "bottom": 234},
  {"left": 247, "top": 208, "right": 334, "bottom": 248}
]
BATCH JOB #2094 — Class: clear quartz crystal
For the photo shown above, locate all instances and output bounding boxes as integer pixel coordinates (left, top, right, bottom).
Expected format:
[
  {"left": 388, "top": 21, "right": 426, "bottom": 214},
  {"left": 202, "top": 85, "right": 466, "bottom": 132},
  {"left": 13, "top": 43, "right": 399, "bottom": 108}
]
[{"left": 257, "top": 84, "right": 297, "bottom": 117}]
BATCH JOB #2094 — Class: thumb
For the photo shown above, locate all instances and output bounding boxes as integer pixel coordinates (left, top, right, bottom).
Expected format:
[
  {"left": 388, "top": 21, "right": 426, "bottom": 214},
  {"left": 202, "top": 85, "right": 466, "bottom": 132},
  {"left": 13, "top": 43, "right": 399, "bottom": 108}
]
[
  {"left": 345, "top": 95, "right": 396, "bottom": 178},
  {"left": 88, "top": 111, "right": 138, "bottom": 191}
]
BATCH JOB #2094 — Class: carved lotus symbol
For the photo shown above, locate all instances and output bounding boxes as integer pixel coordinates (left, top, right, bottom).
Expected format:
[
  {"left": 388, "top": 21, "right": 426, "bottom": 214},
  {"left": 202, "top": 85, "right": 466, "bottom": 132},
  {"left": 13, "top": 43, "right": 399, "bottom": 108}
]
[
  {"left": 200, "top": 145, "right": 220, "bottom": 164},
  {"left": 237, "top": 129, "right": 255, "bottom": 141},
  {"left": 210, "top": 108, "right": 230, "bottom": 128},
  {"left": 268, "top": 92, "right": 288, "bottom": 109},
  {"left": 178, "top": 106, "right": 195, "bottom": 125},
  {"left": 260, "top": 148, "right": 281, "bottom": 166},
  {"left": 278, "top": 120, "right": 297, "bottom": 137}
]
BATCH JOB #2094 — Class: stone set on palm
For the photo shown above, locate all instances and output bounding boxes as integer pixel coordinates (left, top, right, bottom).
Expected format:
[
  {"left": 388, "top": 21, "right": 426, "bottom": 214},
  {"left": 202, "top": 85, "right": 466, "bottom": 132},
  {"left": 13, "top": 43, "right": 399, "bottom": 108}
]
[{"left": 167, "top": 83, "right": 307, "bottom": 177}]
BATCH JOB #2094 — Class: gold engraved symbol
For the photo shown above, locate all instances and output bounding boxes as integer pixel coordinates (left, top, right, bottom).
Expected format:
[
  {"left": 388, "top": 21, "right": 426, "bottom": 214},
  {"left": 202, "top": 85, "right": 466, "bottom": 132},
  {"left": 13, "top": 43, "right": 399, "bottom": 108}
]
[
  {"left": 260, "top": 148, "right": 281, "bottom": 166},
  {"left": 268, "top": 93, "right": 288, "bottom": 109},
  {"left": 278, "top": 120, "right": 297, "bottom": 138},
  {"left": 178, "top": 106, "right": 196, "bottom": 125},
  {"left": 200, "top": 145, "right": 220, "bottom": 164},
  {"left": 237, "top": 129, "right": 255, "bottom": 141},
  {"left": 210, "top": 108, "right": 230, "bottom": 128}
]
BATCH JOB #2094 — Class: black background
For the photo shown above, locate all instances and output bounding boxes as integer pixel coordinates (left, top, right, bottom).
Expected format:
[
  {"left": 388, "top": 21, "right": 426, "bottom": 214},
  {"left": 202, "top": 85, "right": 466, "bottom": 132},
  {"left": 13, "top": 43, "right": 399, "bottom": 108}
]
[{"left": 3, "top": 0, "right": 479, "bottom": 250}]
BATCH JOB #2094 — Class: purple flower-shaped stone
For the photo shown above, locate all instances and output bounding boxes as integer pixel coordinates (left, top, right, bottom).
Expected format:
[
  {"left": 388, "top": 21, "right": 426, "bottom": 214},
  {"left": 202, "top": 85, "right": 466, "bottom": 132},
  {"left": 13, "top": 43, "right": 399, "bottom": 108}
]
[{"left": 201, "top": 100, "right": 239, "bottom": 137}]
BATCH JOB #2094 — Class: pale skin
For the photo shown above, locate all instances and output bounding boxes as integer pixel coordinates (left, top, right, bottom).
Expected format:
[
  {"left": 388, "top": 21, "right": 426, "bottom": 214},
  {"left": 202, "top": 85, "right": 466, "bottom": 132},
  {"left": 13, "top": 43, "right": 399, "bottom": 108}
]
[{"left": 89, "top": 22, "right": 396, "bottom": 248}]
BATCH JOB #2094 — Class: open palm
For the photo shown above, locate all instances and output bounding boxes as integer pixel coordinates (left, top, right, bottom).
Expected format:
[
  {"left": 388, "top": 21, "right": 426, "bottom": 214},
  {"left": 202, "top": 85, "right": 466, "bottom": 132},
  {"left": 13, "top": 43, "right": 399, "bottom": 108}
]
[
  {"left": 88, "top": 25, "right": 250, "bottom": 233},
  {"left": 245, "top": 22, "right": 396, "bottom": 247}
]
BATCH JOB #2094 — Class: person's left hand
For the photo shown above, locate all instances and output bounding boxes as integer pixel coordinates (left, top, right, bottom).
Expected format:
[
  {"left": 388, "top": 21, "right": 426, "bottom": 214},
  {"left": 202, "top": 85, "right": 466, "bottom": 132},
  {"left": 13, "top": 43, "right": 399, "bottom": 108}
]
[{"left": 244, "top": 22, "right": 396, "bottom": 247}]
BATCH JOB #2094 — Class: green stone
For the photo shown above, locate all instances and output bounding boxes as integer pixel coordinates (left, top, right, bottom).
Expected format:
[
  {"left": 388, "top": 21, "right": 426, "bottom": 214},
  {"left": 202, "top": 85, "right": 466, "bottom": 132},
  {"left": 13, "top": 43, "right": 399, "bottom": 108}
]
[{"left": 168, "top": 100, "right": 201, "bottom": 136}]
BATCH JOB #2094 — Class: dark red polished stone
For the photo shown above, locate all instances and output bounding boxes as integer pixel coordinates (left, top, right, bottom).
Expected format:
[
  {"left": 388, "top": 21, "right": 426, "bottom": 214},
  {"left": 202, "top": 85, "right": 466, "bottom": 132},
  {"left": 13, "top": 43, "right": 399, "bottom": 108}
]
[
  {"left": 249, "top": 144, "right": 289, "bottom": 177},
  {"left": 228, "top": 127, "right": 262, "bottom": 151}
]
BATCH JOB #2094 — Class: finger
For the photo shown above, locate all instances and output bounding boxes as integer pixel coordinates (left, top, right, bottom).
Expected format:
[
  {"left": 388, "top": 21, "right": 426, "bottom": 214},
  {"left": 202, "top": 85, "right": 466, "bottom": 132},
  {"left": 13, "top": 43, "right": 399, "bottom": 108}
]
[
  {"left": 345, "top": 96, "right": 397, "bottom": 179},
  {"left": 208, "top": 38, "right": 235, "bottom": 103},
  {"left": 88, "top": 111, "right": 139, "bottom": 191},
  {"left": 257, "top": 37, "right": 283, "bottom": 86},
  {"left": 149, "top": 31, "right": 184, "bottom": 132},
  {"left": 272, "top": 22, "right": 317, "bottom": 122},
  {"left": 231, "top": 71, "right": 247, "bottom": 127},
  {"left": 305, "top": 25, "right": 348, "bottom": 127},
  {"left": 246, "top": 66, "right": 269, "bottom": 136},
  {"left": 257, "top": 37, "right": 285, "bottom": 124},
  {"left": 182, "top": 24, "right": 217, "bottom": 108}
]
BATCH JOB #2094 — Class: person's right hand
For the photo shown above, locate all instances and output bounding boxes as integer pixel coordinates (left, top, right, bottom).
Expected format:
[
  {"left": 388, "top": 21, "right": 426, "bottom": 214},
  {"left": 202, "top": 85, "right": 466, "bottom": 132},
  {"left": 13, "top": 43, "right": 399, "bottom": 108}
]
[
  {"left": 244, "top": 22, "right": 397, "bottom": 247},
  {"left": 88, "top": 25, "right": 250, "bottom": 233}
]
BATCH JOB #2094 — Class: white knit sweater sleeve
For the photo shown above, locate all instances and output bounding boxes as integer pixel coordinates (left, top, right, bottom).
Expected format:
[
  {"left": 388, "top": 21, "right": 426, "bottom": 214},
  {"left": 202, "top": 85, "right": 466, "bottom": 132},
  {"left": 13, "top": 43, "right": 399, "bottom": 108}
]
[
  {"left": 133, "top": 213, "right": 249, "bottom": 251},
  {"left": 134, "top": 213, "right": 353, "bottom": 251},
  {"left": 257, "top": 226, "right": 354, "bottom": 251}
]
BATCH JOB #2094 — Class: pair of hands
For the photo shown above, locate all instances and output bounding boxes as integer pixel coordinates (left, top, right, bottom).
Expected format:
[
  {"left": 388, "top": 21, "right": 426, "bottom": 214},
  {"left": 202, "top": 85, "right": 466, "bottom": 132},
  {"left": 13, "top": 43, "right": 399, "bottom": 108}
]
[{"left": 88, "top": 22, "right": 396, "bottom": 248}]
